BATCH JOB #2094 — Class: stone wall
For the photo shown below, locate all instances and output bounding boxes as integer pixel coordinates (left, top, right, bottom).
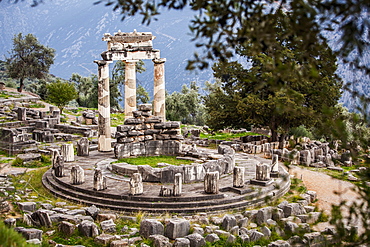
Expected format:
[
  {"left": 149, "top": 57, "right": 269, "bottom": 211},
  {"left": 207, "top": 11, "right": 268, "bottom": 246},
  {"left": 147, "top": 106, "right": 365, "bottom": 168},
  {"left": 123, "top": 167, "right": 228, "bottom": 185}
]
[{"left": 114, "top": 105, "right": 183, "bottom": 158}]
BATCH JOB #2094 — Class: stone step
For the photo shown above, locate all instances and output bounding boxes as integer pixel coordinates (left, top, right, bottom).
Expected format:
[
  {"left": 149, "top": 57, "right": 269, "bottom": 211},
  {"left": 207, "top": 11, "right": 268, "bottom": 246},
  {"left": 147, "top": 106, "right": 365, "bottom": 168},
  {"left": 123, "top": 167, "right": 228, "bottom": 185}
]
[
  {"left": 44, "top": 170, "right": 249, "bottom": 208},
  {"left": 42, "top": 169, "right": 291, "bottom": 214}
]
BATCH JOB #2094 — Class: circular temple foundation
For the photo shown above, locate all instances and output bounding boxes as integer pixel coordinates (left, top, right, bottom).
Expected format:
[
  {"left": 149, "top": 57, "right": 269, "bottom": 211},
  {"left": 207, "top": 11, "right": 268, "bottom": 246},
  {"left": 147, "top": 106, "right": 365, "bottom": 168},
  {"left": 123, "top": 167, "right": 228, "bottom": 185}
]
[{"left": 42, "top": 149, "right": 290, "bottom": 214}]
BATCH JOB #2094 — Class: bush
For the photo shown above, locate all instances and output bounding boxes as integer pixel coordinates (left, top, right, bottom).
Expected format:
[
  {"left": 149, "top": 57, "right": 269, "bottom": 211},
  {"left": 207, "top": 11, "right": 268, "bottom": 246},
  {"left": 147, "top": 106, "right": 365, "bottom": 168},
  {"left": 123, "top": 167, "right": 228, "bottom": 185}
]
[{"left": 0, "top": 221, "right": 29, "bottom": 247}]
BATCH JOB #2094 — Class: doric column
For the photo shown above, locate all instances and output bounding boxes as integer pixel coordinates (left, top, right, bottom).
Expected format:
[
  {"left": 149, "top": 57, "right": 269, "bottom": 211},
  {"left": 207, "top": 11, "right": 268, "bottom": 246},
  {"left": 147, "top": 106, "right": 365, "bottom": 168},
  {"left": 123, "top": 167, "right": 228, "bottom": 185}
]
[
  {"left": 94, "top": 60, "right": 112, "bottom": 152},
  {"left": 124, "top": 60, "right": 137, "bottom": 119},
  {"left": 153, "top": 58, "right": 166, "bottom": 121}
]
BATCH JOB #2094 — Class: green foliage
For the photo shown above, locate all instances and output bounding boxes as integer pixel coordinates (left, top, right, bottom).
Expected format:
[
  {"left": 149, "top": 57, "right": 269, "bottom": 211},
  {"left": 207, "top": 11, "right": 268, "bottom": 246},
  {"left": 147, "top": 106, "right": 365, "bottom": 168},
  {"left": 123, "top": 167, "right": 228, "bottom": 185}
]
[
  {"left": 289, "top": 125, "right": 314, "bottom": 140},
  {"left": 113, "top": 155, "right": 193, "bottom": 168},
  {"left": 0, "top": 221, "right": 29, "bottom": 247},
  {"left": 70, "top": 73, "right": 98, "bottom": 108},
  {"left": 46, "top": 80, "right": 78, "bottom": 113},
  {"left": 205, "top": 11, "right": 342, "bottom": 141},
  {"left": 5, "top": 33, "right": 55, "bottom": 92},
  {"left": 166, "top": 81, "right": 205, "bottom": 125},
  {"left": 137, "top": 84, "right": 150, "bottom": 104}
]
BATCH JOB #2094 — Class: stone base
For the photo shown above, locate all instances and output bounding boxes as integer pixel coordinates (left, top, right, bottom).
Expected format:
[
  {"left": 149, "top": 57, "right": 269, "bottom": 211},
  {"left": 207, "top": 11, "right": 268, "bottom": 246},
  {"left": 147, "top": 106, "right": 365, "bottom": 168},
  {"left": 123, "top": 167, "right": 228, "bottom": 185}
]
[
  {"left": 270, "top": 172, "right": 279, "bottom": 178},
  {"left": 98, "top": 136, "right": 112, "bottom": 152},
  {"left": 249, "top": 179, "right": 273, "bottom": 186}
]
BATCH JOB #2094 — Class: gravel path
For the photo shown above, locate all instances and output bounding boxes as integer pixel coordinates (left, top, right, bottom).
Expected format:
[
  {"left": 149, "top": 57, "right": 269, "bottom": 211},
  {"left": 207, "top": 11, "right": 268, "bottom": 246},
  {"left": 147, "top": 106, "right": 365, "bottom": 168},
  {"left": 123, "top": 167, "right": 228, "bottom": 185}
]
[{"left": 288, "top": 165, "right": 362, "bottom": 231}]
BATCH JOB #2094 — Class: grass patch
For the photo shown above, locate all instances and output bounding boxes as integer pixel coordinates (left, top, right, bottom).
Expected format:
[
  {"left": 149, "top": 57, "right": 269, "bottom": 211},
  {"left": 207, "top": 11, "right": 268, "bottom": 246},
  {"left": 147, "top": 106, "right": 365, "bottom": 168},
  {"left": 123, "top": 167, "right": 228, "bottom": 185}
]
[
  {"left": 111, "top": 112, "right": 125, "bottom": 127},
  {"left": 200, "top": 131, "right": 262, "bottom": 141},
  {"left": 112, "top": 155, "right": 193, "bottom": 168},
  {"left": 28, "top": 102, "right": 45, "bottom": 108},
  {"left": 11, "top": 155, "right": 51, "bottom": 168},
  {"left": 10, "top": 167, "right": 56, "bottom": 202}
]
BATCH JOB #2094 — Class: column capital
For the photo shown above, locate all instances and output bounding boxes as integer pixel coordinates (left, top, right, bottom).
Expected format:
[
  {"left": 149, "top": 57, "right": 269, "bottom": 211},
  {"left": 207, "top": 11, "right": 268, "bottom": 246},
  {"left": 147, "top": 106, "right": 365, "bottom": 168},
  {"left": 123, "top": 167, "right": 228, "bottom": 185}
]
[{"left": 153, "top": 58, "right": 166, "bottom": 64}]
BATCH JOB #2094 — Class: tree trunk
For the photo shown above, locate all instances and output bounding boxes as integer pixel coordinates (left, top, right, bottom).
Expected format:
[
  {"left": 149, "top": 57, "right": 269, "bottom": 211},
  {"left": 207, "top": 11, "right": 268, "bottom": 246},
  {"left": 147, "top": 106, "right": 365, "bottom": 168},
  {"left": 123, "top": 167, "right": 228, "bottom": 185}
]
[
  {"left": 271, "top": 129, "right": 278, "bottom": 142},
  {"left": 278, "top": 133, "right": 286, "bottom": 149},
  {"left": 17, "top": 78, "right": 24, "bottom": 92}
]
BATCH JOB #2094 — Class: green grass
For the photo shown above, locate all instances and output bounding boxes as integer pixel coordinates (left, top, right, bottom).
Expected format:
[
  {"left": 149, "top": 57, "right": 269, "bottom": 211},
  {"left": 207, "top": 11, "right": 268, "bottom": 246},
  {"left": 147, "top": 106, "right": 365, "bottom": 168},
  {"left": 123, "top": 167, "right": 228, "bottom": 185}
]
[
  {"left": 28, "top": 103, "right": 45, "bottom": 108},
  {"left": 112, "top": 155, "right": 193, "bottom": 168},
  {"left": 200, "top": 131, "right": 261, "bottom": 141},
  {"left": 11, "top": 155, "right": 51, "bottom": 168},
  {"left": 111, "top": 112, "right": 125, "bottom": 127}
]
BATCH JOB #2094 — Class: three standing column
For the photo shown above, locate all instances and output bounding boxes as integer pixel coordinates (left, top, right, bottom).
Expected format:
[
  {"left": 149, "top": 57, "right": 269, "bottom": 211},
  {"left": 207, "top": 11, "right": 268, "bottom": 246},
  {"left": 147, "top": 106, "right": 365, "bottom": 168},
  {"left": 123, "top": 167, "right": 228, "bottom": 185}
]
[{"left": 94, "top": 60, "right": 112, "bottom": 152}]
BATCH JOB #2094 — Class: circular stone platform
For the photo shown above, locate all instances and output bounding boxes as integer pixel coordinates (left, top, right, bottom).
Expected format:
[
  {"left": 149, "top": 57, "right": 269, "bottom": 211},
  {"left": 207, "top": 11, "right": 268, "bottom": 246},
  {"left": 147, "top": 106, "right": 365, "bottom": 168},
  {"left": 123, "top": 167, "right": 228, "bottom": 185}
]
[{"left": 42, "top": 149, "right": 290, "bottom": 214}]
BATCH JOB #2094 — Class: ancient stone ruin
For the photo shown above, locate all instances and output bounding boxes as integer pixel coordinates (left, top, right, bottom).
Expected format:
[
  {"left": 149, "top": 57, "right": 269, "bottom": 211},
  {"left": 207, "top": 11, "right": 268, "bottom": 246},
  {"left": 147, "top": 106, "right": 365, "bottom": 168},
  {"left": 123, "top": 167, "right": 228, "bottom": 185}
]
[{"left": 94, "top": 30, "right": 166, "bottom": 152}]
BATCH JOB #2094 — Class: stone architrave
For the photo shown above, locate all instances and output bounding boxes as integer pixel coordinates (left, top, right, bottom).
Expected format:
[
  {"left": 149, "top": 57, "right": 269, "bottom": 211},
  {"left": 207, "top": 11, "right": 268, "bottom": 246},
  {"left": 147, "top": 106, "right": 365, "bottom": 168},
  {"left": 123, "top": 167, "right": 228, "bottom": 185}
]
[
  {"left": 77, "top": 137, "right": 89, "bottom": 156},
  {"left": 173, "top": 173, "right": 182, "bottom": 196},
  {"left": 94, "top": 60, "right": 112, "bottom": 152},
  {"left": 124, "top": 60, "right": 137, "bottom": 119},
  {"left": 129, "top": 173, "right": 143, "bottom": 195},
  {"left": 233, "top": 166, "right": 245, "bottom": 188},
  {"left": 204, "top": 171, "right": 219, "bottom": 194},
  {"left": 70, "top": 165, "right": 85, "bottom": 185},
  {"left": 153, "top": 58, "right": 166, "bottom": 120},
  {"left": 54, "top": 155, "right": 64, "bottom": 177},
  {"left": 17, "top": 107, "right": 26, "bottom": 121},
  {"left": 61, "top": 143, "right": 74, "bottom": 162},
  {"left": 93, "top": 168, "right": 107, "bottom": 191}
]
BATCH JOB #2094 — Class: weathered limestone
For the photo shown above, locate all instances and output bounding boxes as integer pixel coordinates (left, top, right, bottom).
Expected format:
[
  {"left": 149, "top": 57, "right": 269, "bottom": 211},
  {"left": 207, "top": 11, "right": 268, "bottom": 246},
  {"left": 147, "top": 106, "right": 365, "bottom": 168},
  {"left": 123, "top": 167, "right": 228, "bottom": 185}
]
[
  {"left": 94, "top": 60, "right": 112, "bottom": 152},
  {"left": 271, "top": 154, "right": 279, "bottom": 172},
  {"left": 164, "top": 218, "right": 190, "bottom": 239},
  {"left": 139, "top": 219, "right": 164, "bottom": 238},
  {"left": 256, "top": 163, "right": 270, "bottom": 180},
  {"left": 77, "top": 137, "right": 89, "bottom": 156},
  {"left": 70, "top": 165, "right": 85, "bottom": 185},
  {"left": 153, "top": 58, "right": 166, "bottom": 120},
  {"left": 173, "top": 173, "right": 182, "bottom": 196},
  {"left": 93, "top": 168, "right": 107, "bottom": 191},
  {"left": 17, "top": 107, "right": 26, "bottom": 121},
  {"left": 51, "top": 149, "right": 60, "bottom": 168},
  {"left": 124, "top": 60, "right": 137, "bottom": 119},
  {"left": 233, "top": 166, "right": 245, "bottom": 188},
  {"left": 61, "top": 143, "right": 74, "bottom": 162},
  {"left": 59, "top": 221, "right": 76, "bottom": 236},
  {"left": 129, "top": 173, "right": 143, "bottom": 195},
  {"left": 78, "top": 220, "right": 100, "bottom": 237},
  {"left": 250, "top": 163, "right": 272, "bottom": 186},
  {"left": 204, "top": 171, "right": 219, "bottom": 194},
  {"left": 54, "top": 155, "right": 64, "bottom": 177}
]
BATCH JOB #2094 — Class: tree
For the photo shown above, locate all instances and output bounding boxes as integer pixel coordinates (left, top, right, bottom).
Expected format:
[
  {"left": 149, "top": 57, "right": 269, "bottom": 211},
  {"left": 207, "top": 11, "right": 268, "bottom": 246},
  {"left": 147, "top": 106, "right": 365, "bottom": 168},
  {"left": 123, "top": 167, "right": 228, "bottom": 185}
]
[
  {"left": 46, "top": 80, "right": 78, "bottom": 113},
  {"left": 166, "top": 81, "right": 205, "bottom": 125},
  {"left": 5, "top": 33, "right": 55, "bottom": 92},
  {"left": 205, "top": 10, "right": 342, "bottom": 142},
  {"left": 70, "top": 73, "right": 95, "bottom": 107},
  {"left": 137, "top": 85, "right": 150, "bottom": 104}
]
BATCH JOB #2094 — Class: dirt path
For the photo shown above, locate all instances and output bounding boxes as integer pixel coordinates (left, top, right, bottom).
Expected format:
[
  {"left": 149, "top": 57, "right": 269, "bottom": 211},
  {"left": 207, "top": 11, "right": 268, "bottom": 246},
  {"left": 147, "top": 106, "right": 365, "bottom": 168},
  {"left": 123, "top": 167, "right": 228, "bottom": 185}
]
[{"left": 288, "top": 165, "right": 362, "bottom": 231}]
